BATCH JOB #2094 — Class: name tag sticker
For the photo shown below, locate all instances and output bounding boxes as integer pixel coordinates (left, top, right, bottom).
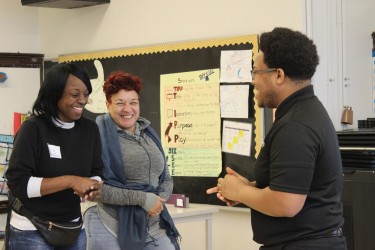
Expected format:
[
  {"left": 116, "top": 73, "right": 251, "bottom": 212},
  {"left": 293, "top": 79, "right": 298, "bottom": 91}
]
[{"left": 47, "top": 144, "right": 62, "bottom": 159}]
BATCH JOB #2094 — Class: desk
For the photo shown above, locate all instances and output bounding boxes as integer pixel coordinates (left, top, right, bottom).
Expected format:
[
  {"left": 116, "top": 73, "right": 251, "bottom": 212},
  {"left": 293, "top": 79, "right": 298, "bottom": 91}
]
[
  {"left": 166, "top": 204, "right": 219, "bottom": 250},
  {"left": 81, "top": 202, "right": 219, "bottom": 250}
]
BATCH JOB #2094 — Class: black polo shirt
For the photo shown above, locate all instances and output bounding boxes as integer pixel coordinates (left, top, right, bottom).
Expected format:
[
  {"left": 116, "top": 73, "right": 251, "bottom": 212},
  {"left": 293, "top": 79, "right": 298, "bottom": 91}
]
[{"left": 252, "top": 85, "right": 344, "bottom": 246}]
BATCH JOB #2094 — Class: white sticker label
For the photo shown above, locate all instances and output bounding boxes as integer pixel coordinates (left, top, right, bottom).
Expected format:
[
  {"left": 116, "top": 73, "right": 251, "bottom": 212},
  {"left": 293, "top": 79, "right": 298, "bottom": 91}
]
[
  {"left": 47, "top": 144, "right": 62, "bottom": 159},
  {"left": 176, "top": 198, "right": 183, "bottom": 207}
]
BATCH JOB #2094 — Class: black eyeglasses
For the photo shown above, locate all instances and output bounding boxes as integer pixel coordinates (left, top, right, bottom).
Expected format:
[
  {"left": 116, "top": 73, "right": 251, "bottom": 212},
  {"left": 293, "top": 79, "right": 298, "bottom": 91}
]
[{"left": 251, "top": 68, "right": 278, "bottom": 79}]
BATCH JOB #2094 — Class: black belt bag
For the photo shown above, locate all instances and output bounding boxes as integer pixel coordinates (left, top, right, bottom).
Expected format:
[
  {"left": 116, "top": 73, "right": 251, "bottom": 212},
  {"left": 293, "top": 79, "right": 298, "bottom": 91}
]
[{"left": 11, "top": 197, "right": 83, "bottom": 246}]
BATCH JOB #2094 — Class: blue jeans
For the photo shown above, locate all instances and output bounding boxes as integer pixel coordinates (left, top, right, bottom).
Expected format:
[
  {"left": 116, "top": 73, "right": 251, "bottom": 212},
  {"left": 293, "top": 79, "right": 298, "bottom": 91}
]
[
  {"left": 8, "top": 225, "right": 86, "bottom": 250},
  {"left": 84, "top": 206, "right": 176, "bottom": 250}
]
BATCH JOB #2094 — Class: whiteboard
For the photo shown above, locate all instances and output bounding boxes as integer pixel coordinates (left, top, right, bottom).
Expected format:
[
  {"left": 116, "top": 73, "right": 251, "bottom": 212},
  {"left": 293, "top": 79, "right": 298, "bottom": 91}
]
[{"left": 0, "top": 67, "right": 40, "bottom": 135}]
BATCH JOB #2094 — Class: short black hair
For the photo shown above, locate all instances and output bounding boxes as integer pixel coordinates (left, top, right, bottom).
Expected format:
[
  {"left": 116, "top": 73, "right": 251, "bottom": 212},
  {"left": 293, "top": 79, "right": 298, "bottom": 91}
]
[
  {"left": 259, "top": 27, "right": 319, "bottom": 81},
  {"left": 32, "top": 62, "right": 92, "bottom": 120}
]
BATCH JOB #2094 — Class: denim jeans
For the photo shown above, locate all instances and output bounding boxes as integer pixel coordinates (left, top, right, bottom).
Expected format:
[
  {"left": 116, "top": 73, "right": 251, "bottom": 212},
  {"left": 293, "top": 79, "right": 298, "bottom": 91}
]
[
  {"left": 84, "top": 206, "right": 176, "bottom": 250},
  {"left": 8, "top": 225, "right": 86, "bottom": 250}
]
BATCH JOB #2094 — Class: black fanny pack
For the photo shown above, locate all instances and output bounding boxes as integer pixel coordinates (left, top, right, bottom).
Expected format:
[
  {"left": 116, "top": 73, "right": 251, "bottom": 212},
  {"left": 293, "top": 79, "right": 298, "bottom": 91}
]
[{"left": 11, "top": 198, "right": 83, "bottom": 246}]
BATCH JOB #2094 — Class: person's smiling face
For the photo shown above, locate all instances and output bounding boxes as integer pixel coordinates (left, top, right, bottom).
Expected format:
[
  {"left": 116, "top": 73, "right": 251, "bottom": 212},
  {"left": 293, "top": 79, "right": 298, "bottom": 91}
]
[
  {"left": 252, "top": 52, "right": 279, "bottom": 109},
  {"left": 106, "top": 89, "right": 140, "bottom": 132},
  {"left": 57, "top": 74, "right": 89, "bottom": 122}
]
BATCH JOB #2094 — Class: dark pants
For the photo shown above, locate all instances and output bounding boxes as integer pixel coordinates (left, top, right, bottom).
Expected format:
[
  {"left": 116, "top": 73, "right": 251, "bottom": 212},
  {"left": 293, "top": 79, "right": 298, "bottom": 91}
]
[{"left": 260, "top": 235, "right": 347, "bottom": 250}]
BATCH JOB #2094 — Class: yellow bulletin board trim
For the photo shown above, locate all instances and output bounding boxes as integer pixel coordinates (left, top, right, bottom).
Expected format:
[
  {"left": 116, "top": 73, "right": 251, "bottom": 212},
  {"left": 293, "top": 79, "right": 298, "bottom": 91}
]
[{"left": 58, "top": 34, "right": 263, "bottom": 158}]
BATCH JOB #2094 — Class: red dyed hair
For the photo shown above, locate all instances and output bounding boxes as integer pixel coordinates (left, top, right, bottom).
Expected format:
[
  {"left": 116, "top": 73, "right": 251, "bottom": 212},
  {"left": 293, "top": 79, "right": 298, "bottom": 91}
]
[{"left": 103, "top": 71, "right": 143, "bottom": 102}]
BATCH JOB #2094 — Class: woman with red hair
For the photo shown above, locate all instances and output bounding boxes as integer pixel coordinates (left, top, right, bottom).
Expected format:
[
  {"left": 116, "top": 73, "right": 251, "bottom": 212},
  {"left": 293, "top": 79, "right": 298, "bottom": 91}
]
[{"left": 84, "top": 71, "right": 180, "bottom": 250}]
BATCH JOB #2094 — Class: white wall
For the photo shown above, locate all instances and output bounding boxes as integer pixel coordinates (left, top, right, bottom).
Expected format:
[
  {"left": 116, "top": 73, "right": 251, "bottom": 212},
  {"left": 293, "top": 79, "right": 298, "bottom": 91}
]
[
  {"left": 0, "top": 0, "right": 41, "bottom": 135},
  {"left": 38, "top": 0, "right": 303, "bottom": 59},
  {"left": 0, "top": 0, "right": 40, "bottom": 53},
  {"left": 0, "top": 67, "right": 40, "bottom": 135}
]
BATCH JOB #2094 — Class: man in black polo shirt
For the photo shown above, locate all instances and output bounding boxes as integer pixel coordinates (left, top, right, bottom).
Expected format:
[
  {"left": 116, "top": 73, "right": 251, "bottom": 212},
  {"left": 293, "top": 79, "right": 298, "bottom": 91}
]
[{"left": 207, "top": 27, "right": 347, "bottom": 249}]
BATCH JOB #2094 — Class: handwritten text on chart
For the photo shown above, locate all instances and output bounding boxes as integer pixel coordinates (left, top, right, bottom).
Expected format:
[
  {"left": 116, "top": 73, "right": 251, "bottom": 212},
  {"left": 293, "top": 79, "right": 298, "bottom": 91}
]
[
  {"left": 166, "top": 147, "right": 222, "bottom": 177},
  {"left": 163, "top": 83, "right": 220, "bottom": 148},
  {"left": 160, "top": 69, "right": 222, "bottom": 177}
]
